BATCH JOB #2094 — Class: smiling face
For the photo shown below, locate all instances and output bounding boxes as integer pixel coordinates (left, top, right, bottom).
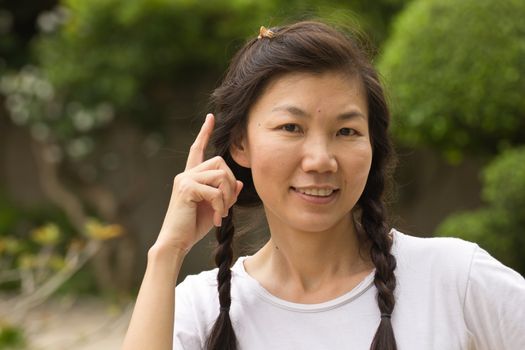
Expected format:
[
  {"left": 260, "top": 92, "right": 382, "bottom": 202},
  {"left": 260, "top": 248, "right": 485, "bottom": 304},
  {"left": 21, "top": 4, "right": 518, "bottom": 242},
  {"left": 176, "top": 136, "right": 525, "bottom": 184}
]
[{"left": 231, "top": 71, "right": 372, "bottom": 234}]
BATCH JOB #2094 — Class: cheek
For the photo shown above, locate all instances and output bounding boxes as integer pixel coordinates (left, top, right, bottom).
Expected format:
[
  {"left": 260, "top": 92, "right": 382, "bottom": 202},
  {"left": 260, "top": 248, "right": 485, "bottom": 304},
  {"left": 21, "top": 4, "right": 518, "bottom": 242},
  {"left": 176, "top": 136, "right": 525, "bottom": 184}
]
[
  {"left": 344, "top": 146, "right": 373, "bottom": 185},
  {"left": 248, "top": 134, "right": 295, "bottom": 170},
  {"left": 250, "top": 147, "right": 290, "bottom": 177},
  {"left": 248, "top": 142, "right": 296, "bottom": 199}
]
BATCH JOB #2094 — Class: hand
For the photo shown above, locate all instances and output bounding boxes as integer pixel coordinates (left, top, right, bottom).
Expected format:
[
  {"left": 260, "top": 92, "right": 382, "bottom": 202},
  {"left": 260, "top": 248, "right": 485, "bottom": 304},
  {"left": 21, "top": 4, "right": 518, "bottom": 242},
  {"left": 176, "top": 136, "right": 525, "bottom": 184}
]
[{"left": 154, "top": 114, "right": 243, "bottom": 254}]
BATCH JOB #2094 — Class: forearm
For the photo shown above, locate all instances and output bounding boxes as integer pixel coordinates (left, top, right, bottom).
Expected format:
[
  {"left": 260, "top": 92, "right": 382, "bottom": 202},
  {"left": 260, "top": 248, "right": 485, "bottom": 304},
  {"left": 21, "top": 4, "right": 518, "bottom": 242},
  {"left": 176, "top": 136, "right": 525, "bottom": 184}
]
[{"left": 122, "top": 244, "right": 186, "bottom": 350}]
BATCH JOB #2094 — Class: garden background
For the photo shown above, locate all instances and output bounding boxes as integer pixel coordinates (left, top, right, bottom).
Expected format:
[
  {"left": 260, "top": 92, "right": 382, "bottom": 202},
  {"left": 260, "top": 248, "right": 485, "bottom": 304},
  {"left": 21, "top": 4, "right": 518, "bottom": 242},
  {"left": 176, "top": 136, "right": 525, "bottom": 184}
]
[{"left": 0, "top": 0, "right": 524, "bottom": 348}]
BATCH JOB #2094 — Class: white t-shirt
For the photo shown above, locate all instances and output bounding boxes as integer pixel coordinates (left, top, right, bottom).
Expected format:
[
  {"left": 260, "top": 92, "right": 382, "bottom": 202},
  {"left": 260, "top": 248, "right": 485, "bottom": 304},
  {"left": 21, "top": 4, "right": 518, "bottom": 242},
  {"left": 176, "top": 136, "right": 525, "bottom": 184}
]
[{"left": 173, "top": 230, "right": 525, "bottom": 349}]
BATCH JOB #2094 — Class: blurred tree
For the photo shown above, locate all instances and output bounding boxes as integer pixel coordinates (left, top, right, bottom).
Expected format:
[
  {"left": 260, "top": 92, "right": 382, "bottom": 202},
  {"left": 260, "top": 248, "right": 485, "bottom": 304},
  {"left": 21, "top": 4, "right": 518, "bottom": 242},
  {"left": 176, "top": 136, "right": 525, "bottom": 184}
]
[
  {"left": 378, "top": 0, "right": 525, "bottom": 274},
  {"left": 1, "top": 0, "right": 411, "bottom": 291},
  {"left": 378, "top": 0, "right": 525, "bottom": 162},
  {"left": 33, "top": 0, "right": 410, "bottom": 129},
  {"left": 0, "top": 189, "right": 125, "bottom": 347},
  {"left": 436, "top": 147, "right": 525, "bottom": 274}
]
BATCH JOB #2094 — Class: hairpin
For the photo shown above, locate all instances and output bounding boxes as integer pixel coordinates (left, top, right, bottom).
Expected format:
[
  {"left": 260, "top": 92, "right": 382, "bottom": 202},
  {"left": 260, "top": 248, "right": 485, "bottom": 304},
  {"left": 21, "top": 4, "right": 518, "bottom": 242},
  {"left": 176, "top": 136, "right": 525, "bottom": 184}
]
[{"left": 257, "top": 26, "right": 275, "bottom": 39}]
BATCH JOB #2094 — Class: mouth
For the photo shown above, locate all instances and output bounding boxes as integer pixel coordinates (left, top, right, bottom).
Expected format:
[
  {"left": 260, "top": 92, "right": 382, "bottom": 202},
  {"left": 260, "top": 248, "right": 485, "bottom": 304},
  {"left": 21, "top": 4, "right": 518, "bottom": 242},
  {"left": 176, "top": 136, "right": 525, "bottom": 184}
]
[{"left": 291, "top": 187, "right": 339, "bottom": 197}]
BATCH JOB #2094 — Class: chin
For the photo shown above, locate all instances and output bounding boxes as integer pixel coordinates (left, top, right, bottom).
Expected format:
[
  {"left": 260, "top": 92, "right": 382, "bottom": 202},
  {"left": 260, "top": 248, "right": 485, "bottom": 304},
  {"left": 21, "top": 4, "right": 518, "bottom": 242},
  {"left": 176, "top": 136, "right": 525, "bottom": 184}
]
[{"left": 288, "top": 215, "right": 350, "bottom": 234}]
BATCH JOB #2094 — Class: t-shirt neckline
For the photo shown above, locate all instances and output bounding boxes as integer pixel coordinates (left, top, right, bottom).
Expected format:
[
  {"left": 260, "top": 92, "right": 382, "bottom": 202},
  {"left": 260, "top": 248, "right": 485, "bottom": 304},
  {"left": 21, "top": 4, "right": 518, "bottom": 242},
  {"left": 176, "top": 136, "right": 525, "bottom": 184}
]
[{"left": 232, "top": 256, "right": 377, "bottom": 313}]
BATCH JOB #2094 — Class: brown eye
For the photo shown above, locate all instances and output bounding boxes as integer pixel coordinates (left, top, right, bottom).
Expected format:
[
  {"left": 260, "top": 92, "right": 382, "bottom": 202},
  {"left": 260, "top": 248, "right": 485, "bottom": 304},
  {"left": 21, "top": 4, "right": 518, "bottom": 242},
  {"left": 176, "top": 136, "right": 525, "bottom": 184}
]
[
  {"left": 337, "top": 128, "right": 356, "bottom": 136},
  {"left": 282, "top": 124, "right": 300, "bottom": 133}
]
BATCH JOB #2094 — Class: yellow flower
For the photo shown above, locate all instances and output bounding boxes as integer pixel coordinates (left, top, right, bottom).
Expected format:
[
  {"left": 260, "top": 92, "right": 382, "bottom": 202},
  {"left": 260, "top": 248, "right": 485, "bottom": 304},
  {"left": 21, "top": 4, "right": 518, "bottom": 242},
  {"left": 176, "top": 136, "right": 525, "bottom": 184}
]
[
  {"left": 31, "top": 223, "right": 61, "bottom": 245},
  {"left": 85, "top": 219, "right": 124, "bottom": 240}
]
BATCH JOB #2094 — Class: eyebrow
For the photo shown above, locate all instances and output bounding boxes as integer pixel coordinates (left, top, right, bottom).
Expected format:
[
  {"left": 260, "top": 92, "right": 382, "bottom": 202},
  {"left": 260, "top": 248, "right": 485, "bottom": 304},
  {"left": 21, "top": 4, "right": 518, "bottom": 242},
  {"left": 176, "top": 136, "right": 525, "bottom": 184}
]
[{"left": 271, "top": 104, "right": 367, "bottom": 121}]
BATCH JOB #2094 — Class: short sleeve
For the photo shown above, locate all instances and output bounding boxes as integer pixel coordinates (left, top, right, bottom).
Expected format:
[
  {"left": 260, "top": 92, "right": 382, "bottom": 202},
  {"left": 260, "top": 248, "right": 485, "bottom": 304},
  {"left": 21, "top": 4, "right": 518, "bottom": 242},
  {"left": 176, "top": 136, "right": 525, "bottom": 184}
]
[
  {"left": 463, "top": 246, "right": 525, "bottom": 350},
  {"left": 173, "top": 276, "right": 203, "bottom": 350}
]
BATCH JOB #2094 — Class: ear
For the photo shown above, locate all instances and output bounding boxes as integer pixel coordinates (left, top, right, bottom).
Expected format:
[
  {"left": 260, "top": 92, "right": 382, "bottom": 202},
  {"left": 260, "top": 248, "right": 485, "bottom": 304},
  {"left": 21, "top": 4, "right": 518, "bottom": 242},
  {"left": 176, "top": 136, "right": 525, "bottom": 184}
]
[{"left": 229, "top": 137, "right": 251, "bottom": 168}]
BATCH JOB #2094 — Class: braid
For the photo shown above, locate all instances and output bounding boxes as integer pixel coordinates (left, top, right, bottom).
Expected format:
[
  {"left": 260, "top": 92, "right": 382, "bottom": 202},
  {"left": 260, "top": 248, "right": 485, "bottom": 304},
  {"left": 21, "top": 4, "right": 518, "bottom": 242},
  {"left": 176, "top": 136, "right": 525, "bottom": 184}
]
[
  {"left": 207, "top": 19, "right": 399, "bottom": 350},
  {"left": 205, "top": 208, "right": 238, "bottom": 350},
  {"left": 360, "top": 170, "right": 397, "bottom": 350}
]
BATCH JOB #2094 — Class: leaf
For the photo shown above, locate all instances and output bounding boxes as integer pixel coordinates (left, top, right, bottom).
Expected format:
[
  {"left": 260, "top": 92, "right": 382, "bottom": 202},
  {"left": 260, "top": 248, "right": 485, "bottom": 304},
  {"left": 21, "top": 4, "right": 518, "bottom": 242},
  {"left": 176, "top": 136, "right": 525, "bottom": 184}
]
[
  {"left": 85, "top": 218, "right": 124, "bottom": 241},
  {"left": 31, "top": 222, "right": 61, "bottom": 246}
]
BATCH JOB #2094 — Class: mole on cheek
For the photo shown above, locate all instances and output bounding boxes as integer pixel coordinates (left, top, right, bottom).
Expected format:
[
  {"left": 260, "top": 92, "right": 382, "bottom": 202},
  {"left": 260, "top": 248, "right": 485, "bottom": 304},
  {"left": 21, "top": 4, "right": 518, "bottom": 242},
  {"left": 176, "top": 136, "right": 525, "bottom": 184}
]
[{"left": 317, "top": 109, "right": 322, "bottom": 113}]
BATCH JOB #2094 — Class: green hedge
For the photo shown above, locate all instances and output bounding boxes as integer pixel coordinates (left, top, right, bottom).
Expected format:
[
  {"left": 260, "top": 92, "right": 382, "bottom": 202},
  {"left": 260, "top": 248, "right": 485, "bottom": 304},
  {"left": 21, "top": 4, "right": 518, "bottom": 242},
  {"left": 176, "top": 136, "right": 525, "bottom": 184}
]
[
  {"left": 379, "top": 0, "right": 525, "bottom": 161},
  {"left": 436, "top": 147, "right": 525, "bottom": 274}
]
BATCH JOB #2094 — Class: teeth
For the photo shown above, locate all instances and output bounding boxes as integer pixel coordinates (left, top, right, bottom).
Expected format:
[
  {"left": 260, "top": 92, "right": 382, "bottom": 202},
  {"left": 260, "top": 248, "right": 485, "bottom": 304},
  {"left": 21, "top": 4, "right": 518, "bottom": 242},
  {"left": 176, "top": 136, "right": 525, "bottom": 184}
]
[{"left": 296, "top": 188, "right": 334, "bottom": 197}]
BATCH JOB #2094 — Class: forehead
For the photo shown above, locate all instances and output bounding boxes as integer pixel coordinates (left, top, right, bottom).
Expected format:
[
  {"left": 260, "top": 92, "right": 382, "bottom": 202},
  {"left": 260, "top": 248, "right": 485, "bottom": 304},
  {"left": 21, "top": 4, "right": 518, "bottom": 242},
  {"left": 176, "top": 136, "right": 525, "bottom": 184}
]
[{"left": 249, "top": 71, "right": 368, "bottom": 118}]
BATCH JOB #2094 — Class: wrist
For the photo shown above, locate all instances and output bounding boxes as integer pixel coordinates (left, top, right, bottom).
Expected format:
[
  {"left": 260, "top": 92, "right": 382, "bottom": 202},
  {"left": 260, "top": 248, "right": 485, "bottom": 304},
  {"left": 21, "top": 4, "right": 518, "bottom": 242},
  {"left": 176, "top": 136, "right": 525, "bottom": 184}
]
[
  {"left": 149, "top": 241, "right": 188, "bottom": 259},
  {"left": 147, "top": 243, "right": 186, "bottom": 280}
]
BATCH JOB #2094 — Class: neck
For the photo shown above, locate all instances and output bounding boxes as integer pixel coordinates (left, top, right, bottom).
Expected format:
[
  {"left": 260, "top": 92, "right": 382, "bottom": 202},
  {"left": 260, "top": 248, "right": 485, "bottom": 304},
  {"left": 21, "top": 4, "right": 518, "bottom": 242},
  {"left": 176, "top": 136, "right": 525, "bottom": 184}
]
[{"left": 256, "top": 213, "right": 371, "bottom": 293}]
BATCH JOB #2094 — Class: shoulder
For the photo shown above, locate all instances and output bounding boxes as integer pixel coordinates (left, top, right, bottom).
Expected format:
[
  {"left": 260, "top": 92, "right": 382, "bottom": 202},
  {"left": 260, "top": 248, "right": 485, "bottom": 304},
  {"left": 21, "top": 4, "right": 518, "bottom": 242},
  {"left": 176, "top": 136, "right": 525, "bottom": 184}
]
[
  {"left": 177, "top": 266, "right": 218, "bottom": 289},
  {"left": 174, "top": 265, "right": 220, "bottom": 341},
  {"left": 175, "top": 256, "right": 249, "bottom": 303},
  {"left": 176, "top": 266, "right": 218, "bottom": 305},
  {"left": 174, "top": 266, "right": 221, "bottom": 349},
  {"left": 391, "top": 229, "right": 480, "bottom": 301},
  {"left": 392, "top": 229, "right": 524, "bottom": 299},
  {"left": 465, "top": 244, "right": 525, "bottom": 296},
  {"left": 392, "top": 229, "right": 478, "bottom": 271},
  {"left": 174, "top": 257, "right": 251, "bottom": 329}
]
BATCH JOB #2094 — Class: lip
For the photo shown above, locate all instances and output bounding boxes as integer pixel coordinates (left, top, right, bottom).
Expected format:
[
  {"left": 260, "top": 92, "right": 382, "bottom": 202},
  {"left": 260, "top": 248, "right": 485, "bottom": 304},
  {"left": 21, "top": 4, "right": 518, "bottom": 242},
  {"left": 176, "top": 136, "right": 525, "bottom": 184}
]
[
  {"left": 293, "top": 185, "right": 339, "bottom": 191},
  {"left": 291, "top": 187, "right": 339, "bottom": 205}
]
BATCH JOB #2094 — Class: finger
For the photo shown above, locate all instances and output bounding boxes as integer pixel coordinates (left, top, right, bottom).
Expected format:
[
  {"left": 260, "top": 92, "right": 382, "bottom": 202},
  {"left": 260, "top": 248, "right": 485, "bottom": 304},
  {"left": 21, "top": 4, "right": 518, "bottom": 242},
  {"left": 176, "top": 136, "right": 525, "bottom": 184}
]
[
  {"left": 222, "top": 180, "right": 243, "bottom": 216},
  {"left": 235, "top": 180, "right": 243, "bottom": 198},
  {"left": 226, "top": 180, "right": 243, "bottom": 212},
  {"left": 185, "top": 114, "right": 215, "bottom": 170},
  {"left": 192, "top": 169, "right": 235, "bottom": 216},
  {"left": 192, "top": 169, "right": 233, "bottom": 190},
  {"left": 190, "top": 157, "right": 238, "bottom": 212},
  {"left": 192, "top": 183, "right": 225, "bottom": 227},
  {"left": 214, "top": 211, "right": 223, "bottom": 228}
]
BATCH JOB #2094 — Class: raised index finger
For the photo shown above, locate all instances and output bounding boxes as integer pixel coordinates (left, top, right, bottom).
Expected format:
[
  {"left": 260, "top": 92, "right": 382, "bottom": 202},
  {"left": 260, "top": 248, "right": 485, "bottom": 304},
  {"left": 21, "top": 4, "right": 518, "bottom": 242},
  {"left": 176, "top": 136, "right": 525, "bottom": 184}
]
[{"left": 185, "top": 113, "right": 215, "bottom": 170}]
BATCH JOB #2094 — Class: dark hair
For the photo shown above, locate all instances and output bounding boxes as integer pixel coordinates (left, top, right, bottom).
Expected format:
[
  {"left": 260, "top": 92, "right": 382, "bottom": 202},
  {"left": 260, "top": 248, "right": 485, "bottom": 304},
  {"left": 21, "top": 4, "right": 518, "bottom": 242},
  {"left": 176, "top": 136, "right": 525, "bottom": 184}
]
[{"left": 208, "top": 20, "right": 397, "bottom": 350}]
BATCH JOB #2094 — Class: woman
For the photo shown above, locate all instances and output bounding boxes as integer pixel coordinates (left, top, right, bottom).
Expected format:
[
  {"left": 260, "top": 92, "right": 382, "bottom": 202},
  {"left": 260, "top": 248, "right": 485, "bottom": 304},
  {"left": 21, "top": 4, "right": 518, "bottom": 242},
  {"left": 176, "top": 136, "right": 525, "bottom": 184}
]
[{"left": 122, "top": 21, "right": 525, "bottom": 350}]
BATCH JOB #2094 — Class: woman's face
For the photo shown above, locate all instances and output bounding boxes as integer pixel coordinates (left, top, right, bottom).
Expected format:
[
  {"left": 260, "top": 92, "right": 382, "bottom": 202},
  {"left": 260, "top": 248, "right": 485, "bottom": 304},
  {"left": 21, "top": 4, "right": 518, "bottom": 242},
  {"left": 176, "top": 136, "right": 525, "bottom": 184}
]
[{"left": 232, "top": 71, "right": 372, "bottom": 234}]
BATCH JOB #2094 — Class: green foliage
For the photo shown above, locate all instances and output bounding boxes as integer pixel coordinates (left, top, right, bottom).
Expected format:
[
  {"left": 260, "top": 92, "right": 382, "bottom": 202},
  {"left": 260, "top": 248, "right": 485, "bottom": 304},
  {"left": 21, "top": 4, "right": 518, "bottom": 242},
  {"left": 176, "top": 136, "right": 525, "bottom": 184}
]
[
  {"left": 0, "top": 193, "right": 18, "bottom": 235},
  {"left": 0, "top": 190, "right": 95, "bottom": 293},
  {"left": 436, "top": 147, "right": 525, "bottom": 274},
  {"left": 436, "top": 209, "right": 520, "bottom": 270},
  {"left": 482, "top": 147, "right": 525, "bottom": 217},
  {"left": 35, "top": 0, "right": 324, "bottom": 120},
  {"left": 0, "top": 0, "right": 411, "bottom": 166},
  {"left": 55, "top": 265, "right": 100, "bottom": 295},
  {"left": 281, "top": 0, "right": 410, "bottom": 45},
  {"left": 0, "top": 189, "right": 74, "bottom": 242},
  {"left": 36, "top": 0, "right": 270, "bottom": 110},
  {"left": 1, "top": 0, "right": 412, "bottom": 165},
  {"left": 34, "top": 0, "right": 409, "bottom": 124},
  {"left": 379, "top": 0, "right": 525, "bottom": 161},
  {"left": 0, "top": 322, "right": 26, "bottom": 350}
]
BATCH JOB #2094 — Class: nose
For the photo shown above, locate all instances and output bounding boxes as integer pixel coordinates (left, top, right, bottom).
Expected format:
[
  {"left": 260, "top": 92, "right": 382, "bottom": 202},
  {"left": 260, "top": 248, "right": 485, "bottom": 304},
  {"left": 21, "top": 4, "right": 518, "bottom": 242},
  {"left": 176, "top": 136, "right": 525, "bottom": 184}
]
[{"left": 301, "top": 136, "right": 337, "bottom": 174}]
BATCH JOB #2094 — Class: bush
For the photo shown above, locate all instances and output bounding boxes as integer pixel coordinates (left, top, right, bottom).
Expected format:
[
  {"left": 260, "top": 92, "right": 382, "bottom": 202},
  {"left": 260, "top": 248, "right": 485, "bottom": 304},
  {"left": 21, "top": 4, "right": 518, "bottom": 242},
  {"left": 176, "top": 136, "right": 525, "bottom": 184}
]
[
  {"left": 436, "top": 147, "right": 525, "bottom": 274},
  {"left": 0, "top": 322, "right": 26, "bottom": 350},
  {"left": 483, "top": 147, "right": 525, "bottom": 217},
  {"left": 35, "top": 1, "right": 382, "bottom": 120},
  {"left": 35, "top": 0, "right": 274, "bottom": 110},
  {"left": 436, "top": 209, "right": 519, "bottom": 270},
  {"left": 378, "top": 0, "right": 525, "bottom": 161}
]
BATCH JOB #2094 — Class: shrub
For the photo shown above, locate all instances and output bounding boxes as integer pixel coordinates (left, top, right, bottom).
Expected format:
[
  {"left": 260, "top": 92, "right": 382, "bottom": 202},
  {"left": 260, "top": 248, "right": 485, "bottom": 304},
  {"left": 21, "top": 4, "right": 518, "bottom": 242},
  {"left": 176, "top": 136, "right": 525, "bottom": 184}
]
[
  {"left": 379, "top": 0, "right": 525, "bottom": 161},
  {"left": 436, "top": 147, "right": 525, "bottom": 274}
]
